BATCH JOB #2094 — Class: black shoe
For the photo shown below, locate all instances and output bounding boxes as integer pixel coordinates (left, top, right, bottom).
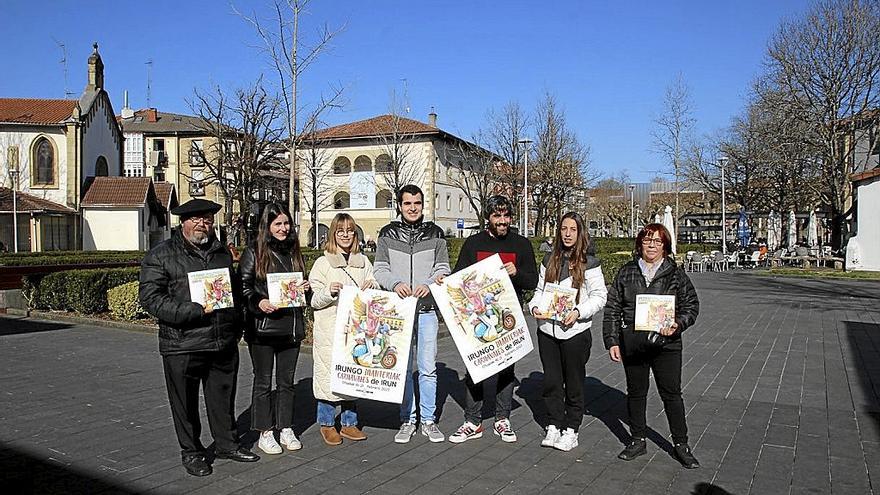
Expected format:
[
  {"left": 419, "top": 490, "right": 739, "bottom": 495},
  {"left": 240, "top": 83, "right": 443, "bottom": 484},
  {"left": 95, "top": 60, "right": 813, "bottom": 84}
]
[
  {"left": 182, "top": 454, "right": 212, "bottom": 476},
  {"left": 673, "top": 443, "right": 700, "bottom": 469},
  {"left": 618, "top": 438, "right": 647, "bottom": 461},
  {"left": 215, "top": 447, "right": 260, "bottom": 462}
]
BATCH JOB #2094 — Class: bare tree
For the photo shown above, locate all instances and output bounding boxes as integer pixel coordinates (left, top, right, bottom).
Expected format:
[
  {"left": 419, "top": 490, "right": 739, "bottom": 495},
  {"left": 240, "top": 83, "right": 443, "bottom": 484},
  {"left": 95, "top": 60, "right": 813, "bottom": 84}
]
[
  {"left": 652, "top": 73, "right": 696, "bottom": 230},
  {"left": 531, "top": 92, "right": 594, "bottom": 235},
  {"left": 298, "top": 118, "right": 338, "bottom": 247},
  {"left": 588, "top": 173, "right": 631, "bottom": 237},
  {"left": 485, "top": 101, "right": 530, "bottom": 216},
  {"left": 235, "top": 0, "right": 346, "bottom": 217},
  {"left": 189, "top": 79, "right": 286, "bottom": 243},
  {"left": 445, "top": 131, "right": 503, "bottom": 230},
  {"left": 763, "top": 0, "right": 880, "bottom": 248},
  {"left": 373, "top": 95, "right": 426, "bottom": 206}
]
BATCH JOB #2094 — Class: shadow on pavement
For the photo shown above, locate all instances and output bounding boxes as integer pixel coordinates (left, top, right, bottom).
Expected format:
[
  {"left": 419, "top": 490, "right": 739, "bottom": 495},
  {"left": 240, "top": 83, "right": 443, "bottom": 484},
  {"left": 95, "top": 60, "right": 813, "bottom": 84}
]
[
  {"left": 0, "top": 316, "right": 73, "bottom": 336},
  {"left": 843, "top": 320, "right": 880, "bottom": 440},
  {"left": 692, "top": 482, "right": 734, "bottom": 494},
  {"left": 1, "top": 443, "right": 141, "bottom": 495}
]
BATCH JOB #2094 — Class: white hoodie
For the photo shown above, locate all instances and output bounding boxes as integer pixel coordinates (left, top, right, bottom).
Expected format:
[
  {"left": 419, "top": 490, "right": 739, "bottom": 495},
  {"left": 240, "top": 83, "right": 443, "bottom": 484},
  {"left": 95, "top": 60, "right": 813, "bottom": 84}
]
[{"left": 528, "top": 256, "right": 608, "bottom": 340}]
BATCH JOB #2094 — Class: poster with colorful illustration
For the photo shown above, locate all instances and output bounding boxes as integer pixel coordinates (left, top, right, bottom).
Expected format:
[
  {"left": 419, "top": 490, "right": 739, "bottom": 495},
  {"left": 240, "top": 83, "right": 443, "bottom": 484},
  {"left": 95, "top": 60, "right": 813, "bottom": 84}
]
[
  {"left": 330, "top": 287, "right": 417, "bottom": 403},
  {"left": 267, "top": 272, "right": 306, "bottom": 307},
  {"left": 187, "top": 268, "right": 233, "bottom": 311},
  {"left": 634, "top": 294, "right": 675, "bottom": 332},
  {"left": 536, "top": 283, "right": 578, "bottom": 322},
  {"left": 431, "top": 254, "right": 533, "bottom": 383}
]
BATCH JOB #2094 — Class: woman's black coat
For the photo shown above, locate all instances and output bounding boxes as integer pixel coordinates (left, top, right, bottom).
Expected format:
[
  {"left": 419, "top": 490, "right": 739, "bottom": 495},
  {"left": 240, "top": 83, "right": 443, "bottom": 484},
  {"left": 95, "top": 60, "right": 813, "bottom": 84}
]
[
  {"left": 602, "top": 256, "right": 699, "bottom": 356},
  {"left": 239, "top": 246, "right": 306, "bottom": 344}
]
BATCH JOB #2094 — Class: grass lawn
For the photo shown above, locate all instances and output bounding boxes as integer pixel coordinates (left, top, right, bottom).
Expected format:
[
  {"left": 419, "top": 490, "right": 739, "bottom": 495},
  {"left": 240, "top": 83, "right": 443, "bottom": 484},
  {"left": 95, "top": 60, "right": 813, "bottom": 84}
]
[{"left": 756, "top": 267, "right": 880, "bottom": 280}]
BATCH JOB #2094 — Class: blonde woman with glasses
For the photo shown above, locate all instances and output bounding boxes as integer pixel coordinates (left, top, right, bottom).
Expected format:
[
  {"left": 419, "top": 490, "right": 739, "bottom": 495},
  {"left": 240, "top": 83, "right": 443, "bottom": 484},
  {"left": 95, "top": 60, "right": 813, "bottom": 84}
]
[{"left": 308, "top": 213, "right": 377, "bottom": 445}]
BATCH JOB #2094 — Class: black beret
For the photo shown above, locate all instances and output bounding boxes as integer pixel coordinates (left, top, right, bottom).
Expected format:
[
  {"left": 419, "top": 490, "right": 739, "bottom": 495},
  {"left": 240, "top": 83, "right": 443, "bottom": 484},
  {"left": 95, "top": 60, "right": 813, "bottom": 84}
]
[{"left": 171, "top": 199, "right": 222, "bottom": 218}]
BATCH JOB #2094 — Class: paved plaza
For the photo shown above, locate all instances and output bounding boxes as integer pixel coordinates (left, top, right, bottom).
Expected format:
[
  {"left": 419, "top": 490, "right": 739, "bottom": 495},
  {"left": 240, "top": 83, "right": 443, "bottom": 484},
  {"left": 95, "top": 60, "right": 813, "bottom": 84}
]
[{"left": 1, "top": 272, "right": 879, "bottom": 494}]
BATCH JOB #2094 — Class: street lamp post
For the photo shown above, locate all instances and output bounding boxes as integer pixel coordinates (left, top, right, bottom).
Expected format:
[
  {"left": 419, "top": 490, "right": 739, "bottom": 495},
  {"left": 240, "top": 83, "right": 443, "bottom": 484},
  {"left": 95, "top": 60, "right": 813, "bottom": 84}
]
[
  {"left": 629, "top": 184, "right": 635, "bottom": 237},
  {"left": 9, "top": 168, "right": 19, "bottom": 253},
  {"left": 517, "top": 138, "right": 533, "bottom": 236},
  {"left": 718, "top": 156, "right": 728, "bottom": 256}
]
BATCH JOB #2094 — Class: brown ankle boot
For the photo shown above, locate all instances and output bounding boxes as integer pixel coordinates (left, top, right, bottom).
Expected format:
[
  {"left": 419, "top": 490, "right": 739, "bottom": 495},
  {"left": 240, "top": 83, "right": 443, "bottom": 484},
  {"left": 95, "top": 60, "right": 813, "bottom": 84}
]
[
  {"left": 320, "top": 426, "right": 342, "bottom": 446},
  {"left": 340, "top": 426, "right": 367, "bottom": 441}
]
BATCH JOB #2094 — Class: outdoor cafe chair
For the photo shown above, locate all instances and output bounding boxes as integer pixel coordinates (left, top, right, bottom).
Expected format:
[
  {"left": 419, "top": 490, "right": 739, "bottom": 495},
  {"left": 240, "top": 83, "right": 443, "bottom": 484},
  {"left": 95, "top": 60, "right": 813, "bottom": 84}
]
[
  {"left": 711, "top": 251, "right": 728, "bottom": 271},
  {"left": 688, "top": 252, "right": 706, "bottom": 272}
]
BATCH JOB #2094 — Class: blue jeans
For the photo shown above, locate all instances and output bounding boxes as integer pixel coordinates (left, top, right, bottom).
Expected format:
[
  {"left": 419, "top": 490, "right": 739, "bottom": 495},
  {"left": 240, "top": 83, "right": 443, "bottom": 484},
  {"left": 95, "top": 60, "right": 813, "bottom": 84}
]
[
  {"left": 316, "top": 399, "right": 358, "bottom": 427},
  {"left": 400, "top": 311, "right": 439, "bottom": 423}
]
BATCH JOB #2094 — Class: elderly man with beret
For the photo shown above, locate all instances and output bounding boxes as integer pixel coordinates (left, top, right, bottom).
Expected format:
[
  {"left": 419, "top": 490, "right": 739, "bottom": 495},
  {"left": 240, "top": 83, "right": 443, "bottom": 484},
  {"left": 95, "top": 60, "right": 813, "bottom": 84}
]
[{"left": 139, "top": 199, "right": 258, "bottom": 477}]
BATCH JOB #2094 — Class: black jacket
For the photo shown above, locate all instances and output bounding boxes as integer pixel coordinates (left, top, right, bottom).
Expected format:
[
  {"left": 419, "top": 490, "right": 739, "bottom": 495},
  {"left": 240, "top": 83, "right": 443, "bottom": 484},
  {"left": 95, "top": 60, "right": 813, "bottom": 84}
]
[
  {"left": 602, "top": 257, "right": 699, "bottom": 355},
  {"left": 238, "top": 245, "right": 306, "bottom": 344},
  {"left": 139, "top": 228, "right": 241, "bottom": 356}
]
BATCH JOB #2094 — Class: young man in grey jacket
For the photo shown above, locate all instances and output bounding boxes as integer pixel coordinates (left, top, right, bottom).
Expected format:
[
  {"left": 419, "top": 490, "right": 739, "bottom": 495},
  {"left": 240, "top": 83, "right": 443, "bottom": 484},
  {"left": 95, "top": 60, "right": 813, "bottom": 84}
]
[{"left": 374, "top": 184, "right": 450, "bottom": 443}]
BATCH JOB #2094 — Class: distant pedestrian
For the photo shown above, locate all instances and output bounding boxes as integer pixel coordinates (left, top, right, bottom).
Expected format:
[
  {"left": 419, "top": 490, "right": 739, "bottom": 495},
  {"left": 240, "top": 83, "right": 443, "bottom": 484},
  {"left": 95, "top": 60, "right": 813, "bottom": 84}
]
[
  {"left": 540, "top": 237, "right": 553, "bottom": 253},
  {"left": 139, "top": 199, "right": 259, "bottom": 478}
]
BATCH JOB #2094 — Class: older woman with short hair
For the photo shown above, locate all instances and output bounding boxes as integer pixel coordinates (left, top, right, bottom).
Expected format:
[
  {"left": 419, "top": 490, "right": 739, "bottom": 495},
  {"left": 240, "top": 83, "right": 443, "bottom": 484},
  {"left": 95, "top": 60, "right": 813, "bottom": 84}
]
[{"left": 603, "top": 223, "right": 701, "bottom": 468}]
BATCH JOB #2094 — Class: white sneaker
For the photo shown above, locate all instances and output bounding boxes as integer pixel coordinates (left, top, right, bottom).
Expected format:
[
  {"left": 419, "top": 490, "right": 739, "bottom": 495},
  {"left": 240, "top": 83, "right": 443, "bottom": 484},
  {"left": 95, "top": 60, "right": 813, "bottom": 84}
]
[
  {"left": 448, "top": 421, "right": 483, "bottom": 444},
  {"left": 493, "top": 418, "right": 517, "bottom": 443},
  {"left": 554, "top": 428, "right": 578, "bottom": 452},
  {"left": 279, "top": 428, "right": 302, "bottom": 451},
  {"left": 541, "top": 425, "right": 561, "bottom": 448},
  {"left": 258, "top": 430, "right": 282, "bottom": 454},
  {"left": 394, "top": 422, "right": 417, "bottom": 444}
]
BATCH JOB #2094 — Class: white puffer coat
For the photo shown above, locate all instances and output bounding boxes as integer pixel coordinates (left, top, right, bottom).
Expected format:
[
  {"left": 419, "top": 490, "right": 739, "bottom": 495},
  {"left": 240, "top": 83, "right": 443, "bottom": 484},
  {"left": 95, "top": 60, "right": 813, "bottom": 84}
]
[{"left": 309, "top": 251, "right": 376, "bottom": 401}]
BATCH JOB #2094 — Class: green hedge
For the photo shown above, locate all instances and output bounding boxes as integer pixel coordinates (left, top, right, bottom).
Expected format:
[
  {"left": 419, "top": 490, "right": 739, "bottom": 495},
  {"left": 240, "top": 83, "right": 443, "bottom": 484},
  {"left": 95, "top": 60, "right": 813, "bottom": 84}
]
[
  {"left": 26, "top": 267, "right": 140, "bottom": 314},
  {"left": 108, "top": 281, "right": 149, "bottom": 320},
  {"left": 0, "top": 251, "right": 144, "bottom": 266}
]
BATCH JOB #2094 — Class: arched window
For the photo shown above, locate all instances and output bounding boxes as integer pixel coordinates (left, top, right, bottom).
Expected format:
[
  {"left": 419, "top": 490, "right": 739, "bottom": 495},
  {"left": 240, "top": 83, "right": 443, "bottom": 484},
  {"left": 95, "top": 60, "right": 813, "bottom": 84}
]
[
  {"left": 333, "top": 156, "right": 351, "bottom": 175},
  {"left": 376, "top": 189, "right": 393, "bottom": 209},
  {"left": 354, "top": 155, "right": 372, "bottom": 172},
  {"left": 95, "top": 156, "right": 109, "bottom": 176},
  {"left": 459, "top": 196, "right": 464, "bottom": 212},
  {"left": 33, "top": 137, "right": 55, "bottom": 186},
  {"left": 334, "top": 191, "right": 350, "bottom": 209},
  {"left": 375, "top": 154, "right": 393, "bottom": 173}
]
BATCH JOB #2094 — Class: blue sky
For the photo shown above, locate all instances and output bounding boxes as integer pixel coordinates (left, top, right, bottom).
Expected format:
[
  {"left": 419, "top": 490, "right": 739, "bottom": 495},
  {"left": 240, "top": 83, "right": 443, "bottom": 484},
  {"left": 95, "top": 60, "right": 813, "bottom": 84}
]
[{"left": 0, "top": 0, "right": 808, "bottom": 181}]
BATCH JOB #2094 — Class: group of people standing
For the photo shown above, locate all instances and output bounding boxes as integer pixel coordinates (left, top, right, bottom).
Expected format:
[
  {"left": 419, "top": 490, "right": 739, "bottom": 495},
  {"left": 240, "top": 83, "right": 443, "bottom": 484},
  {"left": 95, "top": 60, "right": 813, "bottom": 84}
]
[{"left": 139, "top": 184, "right": 701, "bottom": 478}]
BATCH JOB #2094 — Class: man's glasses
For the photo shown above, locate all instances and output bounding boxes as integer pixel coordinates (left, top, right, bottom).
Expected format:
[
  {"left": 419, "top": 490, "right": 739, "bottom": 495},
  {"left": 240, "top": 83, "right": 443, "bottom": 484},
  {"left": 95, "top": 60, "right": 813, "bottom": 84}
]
[{"left": 188, "top": 216, "right": 214, "bottom": 225}]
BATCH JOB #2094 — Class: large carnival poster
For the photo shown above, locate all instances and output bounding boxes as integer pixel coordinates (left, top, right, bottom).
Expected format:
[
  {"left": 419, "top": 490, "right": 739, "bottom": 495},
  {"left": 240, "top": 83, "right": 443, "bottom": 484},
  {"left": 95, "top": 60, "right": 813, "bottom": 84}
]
[
  {"left": 330, "top": 287, "right": 417, "bottom": 403},
  {"left": 431, "top": 254, "right": 533, "bottom": 383}
]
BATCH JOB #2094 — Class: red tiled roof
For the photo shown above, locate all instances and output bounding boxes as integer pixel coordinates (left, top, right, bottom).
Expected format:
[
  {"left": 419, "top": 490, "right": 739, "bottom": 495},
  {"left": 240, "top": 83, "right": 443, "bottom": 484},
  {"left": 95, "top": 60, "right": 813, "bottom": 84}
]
[
  {"left": 0, "top": 98, "right": 77, "bottom": 125},
  {"left": 0, "top": 187, "right": 75, "bottom": 214},
  {"left": 310, "top": 114, "right": 439, "bottom": 140},
  {"left": 851, "top": 166, "right": 880, "bottom": 183},
  {"left": 153, "top": 181, "right": 176, "bottom": 209},
  {"left": 82, "top": 177, "right": 153, "bottom": 207}
]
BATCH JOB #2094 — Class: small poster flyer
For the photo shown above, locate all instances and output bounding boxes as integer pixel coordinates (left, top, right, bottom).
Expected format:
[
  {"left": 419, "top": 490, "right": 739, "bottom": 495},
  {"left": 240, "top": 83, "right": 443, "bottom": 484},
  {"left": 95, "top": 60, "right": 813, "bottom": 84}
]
[
  {"left": 188, "top": 268, "right": 233, "bottom": 311},
  {"left": 536, "top": 283, "right": 578, "bottom": 321},
  {"left": 330, "top": 287, "right": 417, "bottom": 403},
  {"left": 267, "top": 272, "right": 306, "bottom": 307},
  {"left": 431, "top": 254, "right": 533, "bottom": 383},
  {"left": 634, "top": 294, "right": 676, "bottom": 332}
]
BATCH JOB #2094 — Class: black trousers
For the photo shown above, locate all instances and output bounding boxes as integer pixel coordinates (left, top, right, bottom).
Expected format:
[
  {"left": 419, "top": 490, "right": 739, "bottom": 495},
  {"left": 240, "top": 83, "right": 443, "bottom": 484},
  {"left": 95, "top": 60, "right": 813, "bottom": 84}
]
[
  {"left": 162, "top": 347, "right": 240, "bottom": 457},
  {"left": 538, "top": 330, "right": 591, "bottom": 432},
  {"left": 248, "top": 341, "right": 300, "bottom": 431},
  {"left": 463, "top": 364, "right": 515, "bottom": 425},
  {"left": 622, "top": 346, "right": 688, "bottom": 445}
]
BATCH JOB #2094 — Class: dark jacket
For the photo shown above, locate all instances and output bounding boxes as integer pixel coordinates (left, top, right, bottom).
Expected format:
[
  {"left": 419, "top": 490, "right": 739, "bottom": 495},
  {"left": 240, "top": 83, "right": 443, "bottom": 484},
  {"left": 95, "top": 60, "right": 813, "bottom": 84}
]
[
  {"left": 374, "top": 216, "right": 450, "bottom": 311},
  {"left": 602, "top": 257, "right": 699, "bottom": 355},
  {"left": 139, "top": 228, "right": 241, "bottom": 356},
  {"left": 238, "top": 245, "right": 306, "bottom": 344}
]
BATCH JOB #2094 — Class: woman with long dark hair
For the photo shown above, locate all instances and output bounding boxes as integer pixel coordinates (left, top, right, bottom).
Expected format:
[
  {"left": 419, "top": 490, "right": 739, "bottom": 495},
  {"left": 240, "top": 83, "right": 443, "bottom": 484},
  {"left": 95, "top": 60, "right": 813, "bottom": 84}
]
[
  {"left": 239, "top": 203, "right": 309, "bottom": 454},
  {"left": 309, "top": 213, "right": 376, "bottom": 445},
  {"left": 528, "top": 212, "right": 607, "bottom": 451},
  {"left": 602, "top": 223, "right": 701, "bottom": 468}
]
